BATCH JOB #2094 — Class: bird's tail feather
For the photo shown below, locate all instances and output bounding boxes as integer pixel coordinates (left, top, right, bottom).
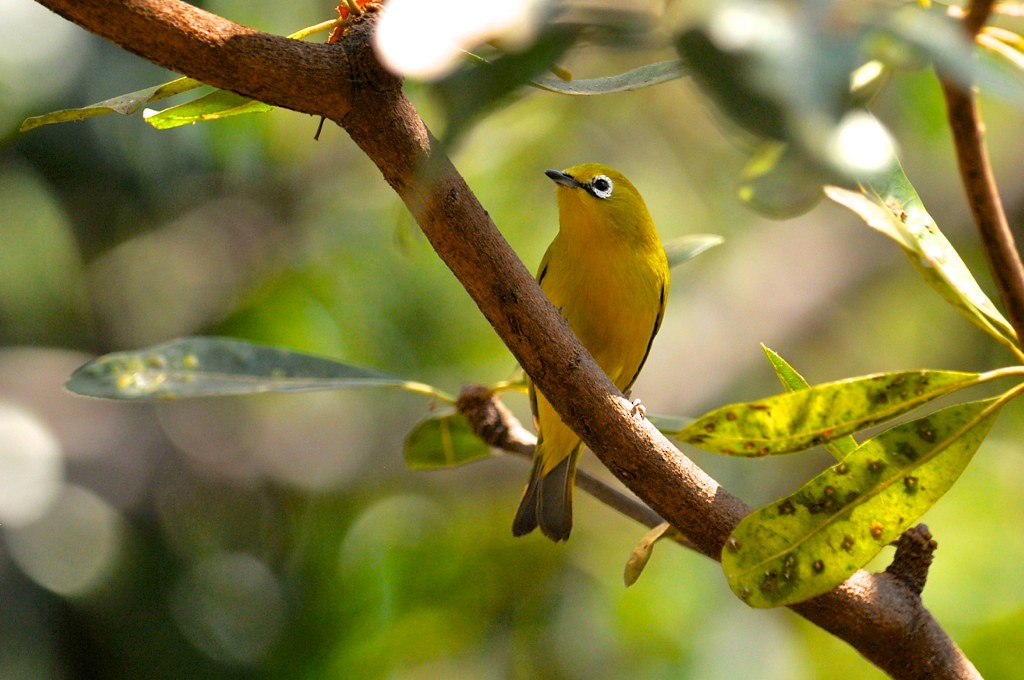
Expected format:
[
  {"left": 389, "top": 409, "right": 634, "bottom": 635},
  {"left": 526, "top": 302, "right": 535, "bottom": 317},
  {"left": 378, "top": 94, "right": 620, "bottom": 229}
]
[
  {"left": 512, "top": 448, "right": 580, "bottom": 542},
  {"left": 511, "top": 458, "right": 542, "bottom": 538}
]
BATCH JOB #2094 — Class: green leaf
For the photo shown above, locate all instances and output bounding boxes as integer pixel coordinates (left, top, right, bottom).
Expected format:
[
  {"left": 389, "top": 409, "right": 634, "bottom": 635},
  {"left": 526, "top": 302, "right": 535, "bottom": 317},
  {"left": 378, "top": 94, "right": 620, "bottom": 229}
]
[
  {"left": 825, "top": 159, "right": 1022, "bottom": 360},
  {"left": 20, "top": 77, "right": 203, "bottom": 132},
  {"left": 66, "top": 336, "right": 453, "bottom": 402},
  {"left": 531, "top": 60, "right": 687, "bottom": 95},
  {"left": 733, "top": 58, "right": 891, "bottom": 221},
  {"left": 676, "top": 4, "right": 920, "bottom": 180},
  {"left": 20, "top": 20, "right": 344, "bottom": 133},
  {"left": 737, "top": 141, "right": 825, "bottom": 219},
  {"left": 875, "top": 5, "right": 1024, "bottom": 106},
  {"left": 403, "top": 412, "right": 494, "bottom": 470},
  {"left": 761, "top": 344, "right": 810, "bottom": 394},
  {"left": 663, "top": 234, "right": 724, "bottom": 269},
  {"left": 849, "top": 60, "right": 891, "bottom": 107},
  {"left": 144, "top": 90, "right": 273, "bottom": 129},
  {"left": 675, "top": 23, "right": 789, "bottom": 142},
  {"left": 975, "top": 30, "right": 1024, "bottom": 106},
  {"left": 435, "top": 24, "right": 580, "bottom": 146},
  {"left": 667, "top": 369, "right": 981, "bottom": 456},
  {"left": 722, "top": 396, "right": 1005, "bottom": 607},
  {"left": 761, "top": 345, "right": 857, "bottom": 460},
  {"left": 624, "top": 522, "right": 677, "bottom": 587},
  {"left": 674, "top": 3, "right": 867, "bottom": 146}
]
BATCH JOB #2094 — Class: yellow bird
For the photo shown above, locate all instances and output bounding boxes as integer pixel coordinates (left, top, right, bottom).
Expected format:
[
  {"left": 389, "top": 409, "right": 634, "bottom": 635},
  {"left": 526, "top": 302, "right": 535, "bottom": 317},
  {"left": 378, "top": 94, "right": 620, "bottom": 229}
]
[{"left": 513, "top": 163, "right": 670, "bottom": 541}]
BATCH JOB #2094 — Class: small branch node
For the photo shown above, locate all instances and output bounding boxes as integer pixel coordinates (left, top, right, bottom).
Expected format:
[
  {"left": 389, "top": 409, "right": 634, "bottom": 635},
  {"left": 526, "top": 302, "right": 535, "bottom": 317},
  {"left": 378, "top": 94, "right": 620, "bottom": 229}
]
[
  {"left": 456, "top": 384, "right": 535, "bottom": 456},
  {"left": 885, "top": 524, "right": 938, "bottom": 596}
]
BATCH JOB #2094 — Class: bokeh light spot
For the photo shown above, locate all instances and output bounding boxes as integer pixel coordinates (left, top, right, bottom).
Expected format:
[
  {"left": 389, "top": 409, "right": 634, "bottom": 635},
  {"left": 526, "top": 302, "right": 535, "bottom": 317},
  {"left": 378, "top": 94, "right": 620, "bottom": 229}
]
[
  {"left": 0, "top": 403, "right": 64, "bottom": 527},
  {"left": 4, "top": 485, "right": 123, "bottom": 597},
  {"left": 171, "top": 552, "right": 286, "bottom": 667}
]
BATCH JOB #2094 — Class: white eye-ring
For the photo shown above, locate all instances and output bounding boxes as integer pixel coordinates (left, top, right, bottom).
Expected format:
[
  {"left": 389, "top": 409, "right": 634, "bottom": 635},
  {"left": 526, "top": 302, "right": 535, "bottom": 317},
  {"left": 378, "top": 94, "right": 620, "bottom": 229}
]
[{"left": 589, "top": 175, "right": 613, "bottom": 199}]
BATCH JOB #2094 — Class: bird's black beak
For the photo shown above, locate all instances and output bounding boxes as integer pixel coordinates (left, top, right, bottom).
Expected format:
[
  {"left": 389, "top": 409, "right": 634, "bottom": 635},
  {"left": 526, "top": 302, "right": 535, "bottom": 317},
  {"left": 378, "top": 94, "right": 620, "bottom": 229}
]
[{"left": 545, "top": 169, "right": 581, "bottom": 189}]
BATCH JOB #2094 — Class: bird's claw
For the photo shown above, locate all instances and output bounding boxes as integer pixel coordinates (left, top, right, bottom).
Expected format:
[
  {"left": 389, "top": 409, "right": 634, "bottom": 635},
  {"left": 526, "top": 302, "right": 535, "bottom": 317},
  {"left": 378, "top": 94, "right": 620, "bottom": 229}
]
[{"left": 629, "top": 398, "right": 647, "bottom": 419}]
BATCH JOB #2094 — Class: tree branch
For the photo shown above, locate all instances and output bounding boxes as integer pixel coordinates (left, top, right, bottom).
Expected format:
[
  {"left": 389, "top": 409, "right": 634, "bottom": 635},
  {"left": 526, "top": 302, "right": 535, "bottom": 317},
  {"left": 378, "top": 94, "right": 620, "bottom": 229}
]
[
  {"left": 32, "top": 1, "right": 980, "bottom": 677},
  {"left": 941, "top": 0, "right": 1024, "bottom": 346},
  {"left": 455, "top": 386, "right": 977, "bottom": 680}
]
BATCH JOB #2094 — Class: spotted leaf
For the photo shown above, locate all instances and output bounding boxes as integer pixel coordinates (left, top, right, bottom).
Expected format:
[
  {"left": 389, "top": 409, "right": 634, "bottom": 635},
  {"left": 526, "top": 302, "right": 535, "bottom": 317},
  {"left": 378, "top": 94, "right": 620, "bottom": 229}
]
[
  {"left": 666, "top": 369, "right": 980, "bottom": 456},
  {"left": 722, "top": 396, "right": 1005, "bottom": 607},
  {"left": 761, "top": 345, "right": 858, "bottom": 460},
  {"left": 66, "top": 336, "right": 452, "bottom": 402}
]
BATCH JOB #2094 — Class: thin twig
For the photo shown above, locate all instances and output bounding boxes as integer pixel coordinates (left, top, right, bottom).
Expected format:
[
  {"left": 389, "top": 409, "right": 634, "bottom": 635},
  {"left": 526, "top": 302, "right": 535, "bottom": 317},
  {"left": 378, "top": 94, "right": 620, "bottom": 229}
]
[
  {"left": 964, "top": 0, "right": 997, "bottom": 35},
  {"left": 940, "top": 0, "right": 1024, "bottom": 346}
]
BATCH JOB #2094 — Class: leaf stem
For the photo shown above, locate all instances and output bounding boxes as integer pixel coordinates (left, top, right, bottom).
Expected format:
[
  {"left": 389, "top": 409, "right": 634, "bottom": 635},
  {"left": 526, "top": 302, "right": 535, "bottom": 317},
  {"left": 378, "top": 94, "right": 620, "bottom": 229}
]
[
  {"left": 399, "top": 381, "right": 457, "bottom": 404},
  {"left": 977, "top": 365, "right": 1024, "bottom": 383},
  {"left": 288, "top": 18, "right": 345, "bottom": 42}
]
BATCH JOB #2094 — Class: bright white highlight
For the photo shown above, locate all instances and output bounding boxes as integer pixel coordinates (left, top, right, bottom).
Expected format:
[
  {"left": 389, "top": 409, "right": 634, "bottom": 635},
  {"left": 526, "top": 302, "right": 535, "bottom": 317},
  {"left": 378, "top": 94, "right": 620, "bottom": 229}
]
[
  {"left": 373, "top": 0, "right": 549, "bottom": 80},
  {"left": 0, "top": 403, "right": 63, "bottom": 527},
  {"left": 828, "top": 111, "right": 897, "bottom": 176},
  {"left": 709, "top": 2, "right": 795, "bottom": 52}
]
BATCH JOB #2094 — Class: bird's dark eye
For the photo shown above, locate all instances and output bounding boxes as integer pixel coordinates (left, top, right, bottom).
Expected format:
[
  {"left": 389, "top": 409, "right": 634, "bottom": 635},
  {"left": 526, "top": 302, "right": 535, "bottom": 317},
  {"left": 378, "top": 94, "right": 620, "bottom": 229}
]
[{"left": 589, "top": 175, "right": 613, "bottom": 199}]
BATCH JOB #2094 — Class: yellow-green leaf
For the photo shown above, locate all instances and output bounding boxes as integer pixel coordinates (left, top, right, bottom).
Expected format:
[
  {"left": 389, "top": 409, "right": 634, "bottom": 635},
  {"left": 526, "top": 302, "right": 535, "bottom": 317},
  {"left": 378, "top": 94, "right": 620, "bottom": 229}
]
[
  {"left": 20, "top": 20, "right": 343, "bottom": 133},
  {"left": 144, "top": 90, "right": 273, "bottom": 129},
  {"left": 738, "top": 141, "right": 824, "bottom": 219},
  {"left": 723, "top": 396, "right": 1005, "bottom": 607},
  {"left": 624, "top": 522, "right": 677, "bottom": 587},
  {"left": 403, "top": 412, "right": 494, "bottom": 470},
  {"left": 663, "top": 234, "right": 724, "bottom": 269},
  {"left": 667, "top": 370, "right": 980, "bottom": 456},
  {"left": 761, "top": 345, "right": 858, "bottom": 460},
  {"left": 20, "top": 77, "right": 203, "bottom": 132},
  {"left": 825, "top": 159, "right": 1022, "bottom": 360},
  {"left": 66, "top": 336, "right": 452, "bottom": 402}
]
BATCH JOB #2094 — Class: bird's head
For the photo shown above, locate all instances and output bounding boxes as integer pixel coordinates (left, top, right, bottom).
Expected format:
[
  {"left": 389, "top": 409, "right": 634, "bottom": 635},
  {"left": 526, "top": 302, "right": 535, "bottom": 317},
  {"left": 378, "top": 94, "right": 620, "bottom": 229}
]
[{"left": 545, "top": 163, "right": 653, "bottom": 237}]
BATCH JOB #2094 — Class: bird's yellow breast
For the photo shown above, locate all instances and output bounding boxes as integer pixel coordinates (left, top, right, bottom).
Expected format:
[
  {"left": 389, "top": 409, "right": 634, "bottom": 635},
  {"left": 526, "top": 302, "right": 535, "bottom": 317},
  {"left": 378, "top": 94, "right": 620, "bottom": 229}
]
[{"left": 539, "top": 210, "right": 667, "bottom": 390}]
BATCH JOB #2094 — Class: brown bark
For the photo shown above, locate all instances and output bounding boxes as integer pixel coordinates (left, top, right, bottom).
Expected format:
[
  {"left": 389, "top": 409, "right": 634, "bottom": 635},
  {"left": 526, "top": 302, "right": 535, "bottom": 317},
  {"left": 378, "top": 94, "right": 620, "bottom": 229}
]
[
  {"left": 31, "top": 1, "right": 981, "bottom": 677},
  {"left": 941, "top": 0, "right": 1024, "bottom": 347}
]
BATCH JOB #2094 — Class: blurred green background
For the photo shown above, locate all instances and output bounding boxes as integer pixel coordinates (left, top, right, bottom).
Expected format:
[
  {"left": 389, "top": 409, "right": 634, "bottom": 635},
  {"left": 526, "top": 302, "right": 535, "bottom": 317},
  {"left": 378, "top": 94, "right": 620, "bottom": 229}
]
[{"left": 3, "top": 1, "right": 1024, "bottom": 678}]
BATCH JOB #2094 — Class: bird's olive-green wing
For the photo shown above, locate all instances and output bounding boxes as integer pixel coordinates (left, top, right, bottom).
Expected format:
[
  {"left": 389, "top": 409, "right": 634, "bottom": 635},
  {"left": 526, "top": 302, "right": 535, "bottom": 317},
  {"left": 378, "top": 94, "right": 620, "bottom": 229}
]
[{"left": 623, "top": 278, "right": 667, "bottom": 394}]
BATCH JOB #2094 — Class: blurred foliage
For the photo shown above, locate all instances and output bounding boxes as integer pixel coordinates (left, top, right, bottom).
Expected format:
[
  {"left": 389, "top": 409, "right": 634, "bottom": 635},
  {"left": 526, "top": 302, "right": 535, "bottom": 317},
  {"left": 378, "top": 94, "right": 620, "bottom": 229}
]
[{"left": 4, "top": 0, "right": 1024, "bottom": 678}]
